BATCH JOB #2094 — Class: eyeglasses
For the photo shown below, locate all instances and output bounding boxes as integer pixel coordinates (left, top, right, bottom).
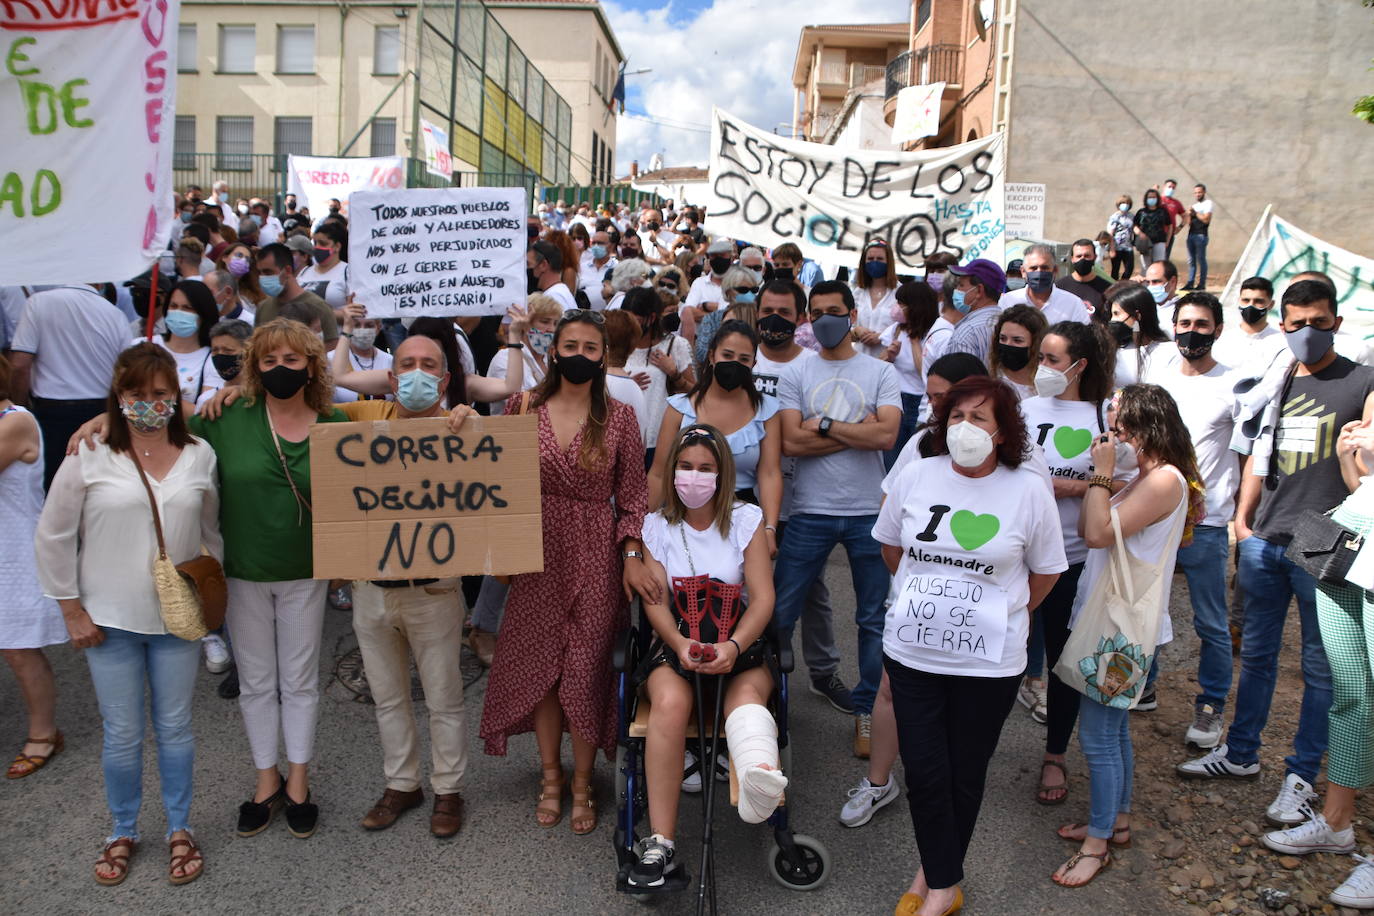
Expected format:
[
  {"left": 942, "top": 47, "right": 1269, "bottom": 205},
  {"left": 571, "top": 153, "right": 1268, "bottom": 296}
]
[
  {"left": 558, "top": 308, "right": 605, "bottom": 325},
  {"left": 659, "top": 283, "right": 678, "bottom": 292}
]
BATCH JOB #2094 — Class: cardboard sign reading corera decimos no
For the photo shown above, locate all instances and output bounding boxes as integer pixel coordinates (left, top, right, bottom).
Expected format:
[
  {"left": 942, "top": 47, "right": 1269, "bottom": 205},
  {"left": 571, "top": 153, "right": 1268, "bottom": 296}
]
[{"left": 309, "top": 415, "right": 543, "bottom": 580}]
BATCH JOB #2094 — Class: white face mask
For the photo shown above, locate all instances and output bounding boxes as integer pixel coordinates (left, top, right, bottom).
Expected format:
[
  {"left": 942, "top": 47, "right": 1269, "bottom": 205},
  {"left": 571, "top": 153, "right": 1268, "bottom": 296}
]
[
  {"left": 1114, "top": 439, "right": 1138, "bottom": 471},
  {"left": 1034, "top": 362, "right": 1073, "bottom": 398},
  {"left": 351, "top": 327, "right": 377, "bottom": 350},
  {"left": 946, "top": 421, "right": 996, "bottom": 468}
]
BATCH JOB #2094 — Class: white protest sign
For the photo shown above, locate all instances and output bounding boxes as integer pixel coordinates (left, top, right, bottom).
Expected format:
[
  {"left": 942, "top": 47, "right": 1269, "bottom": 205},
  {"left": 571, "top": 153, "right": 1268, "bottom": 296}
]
[
  {"left": 420, "top": 118, "right": 452, "bottom": 180},
  {"left": 1222, "top": 206, "right": 1374, "bottom": 340},
  {"left": 891, "top": 82, "right": 945, "bottom": 145},
  {"left": 0, "top": 0, "right": 179, "bottom": 285},
  {"left": 287, "top": 155, "right": 406, "bottom": 218},
  {"left": 888, "top": 574, "right": 1008, "bottom": 663},
  {"left": 1004, "top": 182, "right": 1046, "bottom": 239},
  {"left": 348, "top": 186, "right": 527, "bottom": 318},
  {"left": 706, "top": 108, "right": 1005, "bottom": 271}
]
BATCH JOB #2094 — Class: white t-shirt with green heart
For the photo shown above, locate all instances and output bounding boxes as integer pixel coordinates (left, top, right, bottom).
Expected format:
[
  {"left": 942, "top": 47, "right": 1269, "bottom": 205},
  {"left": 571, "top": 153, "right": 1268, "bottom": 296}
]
[
  {"left": 1020, "top": 396, "right": 1130, "bottom": 564},
  {"left": 874, "top": 456, "right": 1067, "bottom": 678}
]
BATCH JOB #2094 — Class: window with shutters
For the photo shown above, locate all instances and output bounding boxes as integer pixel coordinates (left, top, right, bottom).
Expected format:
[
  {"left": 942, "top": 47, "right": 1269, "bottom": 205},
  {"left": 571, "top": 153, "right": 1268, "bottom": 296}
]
[
  {"left": 370, "top": 118, "right": 397, "bottom": 157},
  {"left": 215, "top": 116, "right": 253, "bottom": 170},
  {"left": 178, "top": 24, "right": 197, "bottom": 72},
  {"left": 277, "top": 26, "right": 315, "bottom": 74},
  {"left": 174, "top": 116, "right": 196, "bottom": 169},
  {"left": 374, "top": 25, "right": 400, "bottom": 75},
  {"left": 218, "top": 25, "right": 255, "bottom": 74}
]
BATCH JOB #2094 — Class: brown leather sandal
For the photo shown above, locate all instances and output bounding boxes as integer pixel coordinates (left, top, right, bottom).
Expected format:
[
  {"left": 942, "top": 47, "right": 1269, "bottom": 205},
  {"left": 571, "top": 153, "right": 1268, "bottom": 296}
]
[
  {"left": 570, "top": 772, "right": 597, "bottom": 836},
  {"left": 168, "top": 834, "right": 204, "bottom": 886},
  {"left": 1052, "top": 849, "right": 1112, "bottom": 887},
  {"left": 536, "top": 765, "right": 565, "bottom": 828},
  {"left": 94, "top": 837, "right": 136, "bottom": 886},
  {"left": 7, "top": 731, "right": 64, "bottom": 779},
  {"left": 1035, "top": 759, "right": 1068, "bottom": 805},
  {"left": 1056, "top": 822, "right": 1132, "bottom": 848}
]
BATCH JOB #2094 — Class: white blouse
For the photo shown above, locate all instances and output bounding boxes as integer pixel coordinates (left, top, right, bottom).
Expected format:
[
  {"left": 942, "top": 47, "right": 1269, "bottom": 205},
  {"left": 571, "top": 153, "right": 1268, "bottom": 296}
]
[{"left": 35, "top": 439, "right": 223, "bottom": 635}]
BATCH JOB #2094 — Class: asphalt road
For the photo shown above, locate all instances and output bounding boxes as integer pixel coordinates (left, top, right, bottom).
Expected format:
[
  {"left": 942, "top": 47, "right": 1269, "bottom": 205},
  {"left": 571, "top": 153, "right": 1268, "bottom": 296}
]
[{"left": 0, "top": 556, "right": 1187, "bottom": 915}]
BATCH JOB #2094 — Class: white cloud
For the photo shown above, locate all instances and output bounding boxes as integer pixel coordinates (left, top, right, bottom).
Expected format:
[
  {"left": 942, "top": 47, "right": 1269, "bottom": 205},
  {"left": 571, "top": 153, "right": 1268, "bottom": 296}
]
[{"left": 603, "top": 0, "right": 909, "bottom": 174}]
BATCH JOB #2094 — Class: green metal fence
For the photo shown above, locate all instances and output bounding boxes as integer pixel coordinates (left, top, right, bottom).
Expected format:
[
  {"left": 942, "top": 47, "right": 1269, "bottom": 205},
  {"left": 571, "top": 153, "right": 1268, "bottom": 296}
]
[{"left": 539, "top": 184, "right": 662, "bottom": 209}]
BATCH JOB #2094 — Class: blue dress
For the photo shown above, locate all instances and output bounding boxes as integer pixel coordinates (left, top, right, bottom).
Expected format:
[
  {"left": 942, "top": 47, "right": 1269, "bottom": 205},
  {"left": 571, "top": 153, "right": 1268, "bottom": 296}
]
[{"left": 666, "top": 393, "right": 779, "bottom": 491}]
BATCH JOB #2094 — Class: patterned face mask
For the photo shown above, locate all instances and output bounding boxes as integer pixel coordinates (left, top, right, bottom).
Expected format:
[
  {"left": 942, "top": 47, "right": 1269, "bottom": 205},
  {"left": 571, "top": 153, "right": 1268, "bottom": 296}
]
[{"left": 121, "top": 397, "right": 177, "bottom": 432}]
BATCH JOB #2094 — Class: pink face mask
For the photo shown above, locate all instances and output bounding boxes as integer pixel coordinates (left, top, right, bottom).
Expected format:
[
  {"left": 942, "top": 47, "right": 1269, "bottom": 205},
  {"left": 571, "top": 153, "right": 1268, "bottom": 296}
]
[
  {"left": 889, "top": 302, "right": 905, "bottom": 323},
  {"left": 674, "top": 469, "right": 717, "bottom": 509}
]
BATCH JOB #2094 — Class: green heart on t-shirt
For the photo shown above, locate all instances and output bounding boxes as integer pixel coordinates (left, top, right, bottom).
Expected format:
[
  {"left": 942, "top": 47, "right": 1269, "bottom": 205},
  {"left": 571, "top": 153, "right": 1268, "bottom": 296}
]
[
  {"left": 1054, "top": 426, "right": 1094, "bottom": 459},
  {"left": 950, "top": 510, "right": 1000, "bottom": 551}
]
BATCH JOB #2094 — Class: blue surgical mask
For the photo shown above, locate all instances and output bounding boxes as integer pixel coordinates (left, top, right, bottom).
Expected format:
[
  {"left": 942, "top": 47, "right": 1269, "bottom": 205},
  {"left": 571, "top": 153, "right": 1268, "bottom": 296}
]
[
  {"left": 1118, "top": 203, "right": 1129, "bottom": 213},
  {"left": 590, "top": 244, "right": 607, "bottom": 260},
  {"left": 952, "top": 289, "right": 971, "bottom": 314},
  {"left": 864, "top": 260, "right": 888, "bottom": 280},
  {"left": 734, "top": 291, "right": 756, "bottom": 305},
  {"left": 1148, "top": 285, "right": 1168, "bottom": 305},
  {"left": 164, "top": 310, "right": 200, "bottom": 339},
  {"left": 259, "top": 274, "right": 284, "bottom": 297},
  {"left": 395, "top": 369, "right": 443, "bottom": 411},
  {"left": 180, "top": 211, "right": 192, "bottom": 223},
  {"left": 249, "top": 213, "right": 263, "bottom": 228}
]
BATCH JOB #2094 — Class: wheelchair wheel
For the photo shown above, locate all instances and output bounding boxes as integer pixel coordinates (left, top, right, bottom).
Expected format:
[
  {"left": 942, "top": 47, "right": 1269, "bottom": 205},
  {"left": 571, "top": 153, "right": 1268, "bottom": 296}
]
[{"left": 766, "top": 833, "right": 831, "bottom": 891}]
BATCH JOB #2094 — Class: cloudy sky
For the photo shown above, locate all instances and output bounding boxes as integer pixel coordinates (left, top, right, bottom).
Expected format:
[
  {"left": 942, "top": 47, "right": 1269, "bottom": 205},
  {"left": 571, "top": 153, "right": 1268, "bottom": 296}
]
[{"left": 602, "top": 0, "right": 910, "bottom": 175}]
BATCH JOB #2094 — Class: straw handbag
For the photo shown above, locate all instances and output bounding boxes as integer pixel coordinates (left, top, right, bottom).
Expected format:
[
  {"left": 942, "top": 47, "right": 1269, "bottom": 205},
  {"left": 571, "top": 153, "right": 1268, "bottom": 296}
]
[{"left": 130, "top": 451, "right": 227, "bottom": 640}]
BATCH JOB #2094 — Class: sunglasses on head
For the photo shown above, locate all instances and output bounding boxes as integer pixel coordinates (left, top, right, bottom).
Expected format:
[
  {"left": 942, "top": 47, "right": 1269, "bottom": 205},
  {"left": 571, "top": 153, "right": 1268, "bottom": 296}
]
[
  {"left": 733, "top": 286, "right": 759, "bottom": 296},
  {"left": 558, "top": 308, "right": 605, "bottom": 325}
]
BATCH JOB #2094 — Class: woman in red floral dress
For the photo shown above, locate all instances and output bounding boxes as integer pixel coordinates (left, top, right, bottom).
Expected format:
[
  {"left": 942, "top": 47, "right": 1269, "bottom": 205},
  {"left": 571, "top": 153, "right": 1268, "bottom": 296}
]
[{"left": 480, "top": 310, "right": 651, "bottom": 835}]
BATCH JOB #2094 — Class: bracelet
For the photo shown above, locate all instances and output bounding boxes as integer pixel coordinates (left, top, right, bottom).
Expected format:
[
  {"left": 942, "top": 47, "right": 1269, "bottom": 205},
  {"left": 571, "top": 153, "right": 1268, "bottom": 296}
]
[
  {"left": 1088, "top": 474, "right": 1113, "bottom": 491},
  {"left": 728, "top": 638, "right": 742, "bottom": 659},
  {"left": 764, "top": 525, "right": 777, "bottom": 532}
]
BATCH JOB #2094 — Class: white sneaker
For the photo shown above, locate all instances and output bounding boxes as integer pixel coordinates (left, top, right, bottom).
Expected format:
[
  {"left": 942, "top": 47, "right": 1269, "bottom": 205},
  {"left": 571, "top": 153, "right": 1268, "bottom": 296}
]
[
  {"left": 1331, "top": 855, "right": 1374, "bottom": 908},
  {"left": 1018, "top": 677, "right": 1048, "bottom": 724},
  {"left": 1263, "top": 811, "right": 1356, "bottom": 855},
  {"left": 682, "top": 750, "right": 702, "bottom": 794},
  {"left": 1176, "top": 744, "right": 1260, "bottom": 780},
  {"left": 839, "top": 776, "right": 899, "bottom": 828},
  {"left": 1185, "top": 704, "right": 1224, "bottom": 748},
  {"left": 202, "top": 634, "right": 231, "bottom": 674},
  {"left": 1266, "top": 772, "right": 1319, "bottom": 827}
]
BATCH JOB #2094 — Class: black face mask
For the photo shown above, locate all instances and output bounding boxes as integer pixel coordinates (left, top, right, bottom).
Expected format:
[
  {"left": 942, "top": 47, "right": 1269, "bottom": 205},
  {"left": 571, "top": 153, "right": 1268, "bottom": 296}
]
[
  {"left": 527, "top": 267, "right": 540, "bottom": 295},
  {"left": 1176, "top": 330, "right": 1217, "bottom": 361},
  {"left": 709, "top": 256, "right": 732, "bottom": 276},
  {"left": 554, "top": 353, "right": 602, "bottom": 385},
  {"left": 712, "top": 359, "right": 752, "bottom": 392},
  {"left": 996, "top": 343, "right": 1031, "bottom": 371},
  {"left": 1240, "top": 305, "right": 1268, "bottom": 326},
  {"left": 661, "top": 313, "right": 682, "bottom": 335},
  {"left": 773, "top": 267, "right": 794, "bottom": 282},
  {"left": 259, "top": 364, "right": 310, "bottom": 399},
  {"left": 1071, "top": 258, "right": 1094, "bottom": 276},
  {"left": 211, "top": 353, "right": 242, "bottom": 381},
  {"left": 620, "top": 246, "right": 639, "bottom": 260},
  {"left": 646, "top": 220, "right": 660, "bottom": 232},
  {"left": 527, "top": 223, "right": 540, "bottom": 240},
  {"left": 757, "top": 313, "right": 797, "bottom": 346},
  {"left": 1108, "top": 320, "right": 1135, "bottom": 348},
  {"left": 689, "top": 264, "right": 704, "bottom": 283},
  {"left": 762, "top": 264, "right": 775, "bottom": 284}
]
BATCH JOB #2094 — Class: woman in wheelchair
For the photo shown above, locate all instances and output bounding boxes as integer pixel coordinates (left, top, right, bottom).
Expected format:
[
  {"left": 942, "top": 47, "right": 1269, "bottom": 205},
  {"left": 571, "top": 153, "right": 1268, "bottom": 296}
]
[{"left": 628, "top": 424, "right": 788, "bottom": 888}]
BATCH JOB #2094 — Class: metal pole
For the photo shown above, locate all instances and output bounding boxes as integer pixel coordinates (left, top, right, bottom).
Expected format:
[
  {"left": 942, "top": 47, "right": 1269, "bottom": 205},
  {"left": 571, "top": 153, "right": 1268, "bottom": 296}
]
[{"left": 409, "top": 0, "right": 427, "bottom": 163}]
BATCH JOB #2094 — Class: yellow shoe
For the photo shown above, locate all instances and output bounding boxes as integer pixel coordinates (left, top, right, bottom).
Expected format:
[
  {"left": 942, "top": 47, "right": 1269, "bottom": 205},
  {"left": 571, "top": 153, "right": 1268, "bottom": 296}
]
[{"left": 894, "top": 892, "right": 922, "bottom": 916}]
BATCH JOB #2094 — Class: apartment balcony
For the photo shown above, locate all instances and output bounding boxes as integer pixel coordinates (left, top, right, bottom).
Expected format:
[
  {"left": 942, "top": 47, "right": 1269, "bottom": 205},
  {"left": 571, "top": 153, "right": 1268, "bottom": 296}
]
[
  {"left": 882, "top": 44, "right": 963, "bottom": 126},
  {"left": 815, "top": 61, "right": 891, "bottom": 98}
]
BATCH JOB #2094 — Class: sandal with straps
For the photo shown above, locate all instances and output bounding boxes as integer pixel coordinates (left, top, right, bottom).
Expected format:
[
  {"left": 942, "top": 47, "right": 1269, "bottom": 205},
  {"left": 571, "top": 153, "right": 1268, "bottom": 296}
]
[
  {"left": 1035, "top": 759, "right": 1068, "bottom": 806},
  {"left": 168, "top": 834, "right": 204, "bottom": 886},
  {"left": 1056, "top": 822, "right": 1132, "bottom": 848},
  {"left": 7, "top": 731, "right": 64, "bottom": 779},
  {"left": 570, "top": 772, "right": 597, "bottom": 836},
  {"left": 94, "top": 837, "right": 136, "bottom": 886},
  {"left": 1052, "top": 849, "right": 1112, "bottom": 888},
  {"left": 536, "top": 765, "right": 565, "bottom": 829}
]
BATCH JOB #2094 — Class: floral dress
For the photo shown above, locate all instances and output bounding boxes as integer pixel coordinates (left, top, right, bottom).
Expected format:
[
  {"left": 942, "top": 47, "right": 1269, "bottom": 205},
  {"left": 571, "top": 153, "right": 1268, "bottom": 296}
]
[{"left": 480, "top": 395, "right": 648, "bottom": 755}]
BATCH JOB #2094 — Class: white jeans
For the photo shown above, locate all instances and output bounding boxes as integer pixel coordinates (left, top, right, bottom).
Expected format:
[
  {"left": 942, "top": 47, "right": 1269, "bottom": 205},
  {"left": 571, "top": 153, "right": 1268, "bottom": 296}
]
[{"left": 226, "top": 577, "right": 328, "bottom": 770}]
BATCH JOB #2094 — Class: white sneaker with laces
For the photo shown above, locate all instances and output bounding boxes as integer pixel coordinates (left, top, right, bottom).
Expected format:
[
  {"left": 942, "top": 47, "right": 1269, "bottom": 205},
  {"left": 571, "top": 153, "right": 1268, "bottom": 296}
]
[
  {"left": 1263, "top": 811, "right": 1355, "bottom": 855},
  {"left": 1266, "top": 772, "right": 1319, "bottom": 827},
  {"left": 839, "top": 776, "right": 899, "bottom": 828},
  {"left": 202, "top": 634, "right": 231, "bottom": 674},
  {"left": 1176, "top": 743, "right": 1260, "bottom": 780},
  {"left": 1185, "top": 704, "right": 1224, "bottom": 748},
  {"left": 1331, "top": 855, "right": 1374, "bottom": 908}
]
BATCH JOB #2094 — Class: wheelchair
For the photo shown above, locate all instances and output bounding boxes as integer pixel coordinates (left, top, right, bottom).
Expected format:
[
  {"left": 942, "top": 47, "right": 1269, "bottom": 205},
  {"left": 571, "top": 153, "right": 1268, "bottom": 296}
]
[{"left": 611, "top": 611, "right": 832, "bottom": 913}]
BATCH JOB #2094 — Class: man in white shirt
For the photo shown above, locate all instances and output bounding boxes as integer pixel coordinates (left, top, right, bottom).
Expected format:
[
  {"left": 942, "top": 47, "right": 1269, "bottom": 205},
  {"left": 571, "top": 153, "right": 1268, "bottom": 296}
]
[
  {"left": 1155, "top": 292, "right": 1239, "bottom": 749},
  {"left": 527, "top": 241, "right": 576, "bottom": 310},
  {"left": 1145, "top": 259, "right": 1182, "bottom": 338},
  {"left": 9, "top": 284, "right": 131, "bottom": 488},
  {"left": 578, "top": 227, "right": 617, "bottom": 310},
  {"left": 1183, "top": 183, "right": 1214, "bottom": 290},
  {"left": 998, "top": 243, "right": 1093, "bottom": 326},
  {"left": 636, "top": 207, "right": 676, "bottom": 266},
  {"left": 1214, "top": 276, "right": 1286, "bottom": 375},
  {"left": 684, "top": 238, "right": 733, "bottom": 315},
  {"left": 211, "top": 180, "right": 236, "bottom": 227},
  {"left": 250, "top": 200, "right": 283, "bottom": 247}
]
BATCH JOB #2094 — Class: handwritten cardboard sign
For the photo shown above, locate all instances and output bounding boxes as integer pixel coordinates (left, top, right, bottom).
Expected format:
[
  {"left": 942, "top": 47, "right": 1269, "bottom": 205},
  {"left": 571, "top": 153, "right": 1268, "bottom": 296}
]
[
  {"left": 348, "top": 185, "right": 527, "bottom": 318},
  {"left": 310, "top": 414, "right": 543, "bottom": 580},
  {"left": 0, "top": 0, "right": 179, "bottom": 284},
  {"left": 705, "top": 107, "right": 1005, "bottom": 271}
]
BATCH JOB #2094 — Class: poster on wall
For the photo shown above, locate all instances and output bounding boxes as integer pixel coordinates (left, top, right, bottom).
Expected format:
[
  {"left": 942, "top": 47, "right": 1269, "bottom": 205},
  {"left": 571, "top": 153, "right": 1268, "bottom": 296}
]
[
  {"left": 0, "top": 0, "right": 180, "bottom": 284},
  {"left": 891, "top": 82, "right": 945, "bottom": 145},
  {"left": 1004, "top": 183, "right": 1046, "bottom": 239},
  {"left": 420, "top": 118, "right": 453, "bottom": 180},
  {"left": 287, "top": 154, "right": 407, "bottom": 217},
  {"left": 705, "top": 108, "right": 1005, "bottom": 271}
]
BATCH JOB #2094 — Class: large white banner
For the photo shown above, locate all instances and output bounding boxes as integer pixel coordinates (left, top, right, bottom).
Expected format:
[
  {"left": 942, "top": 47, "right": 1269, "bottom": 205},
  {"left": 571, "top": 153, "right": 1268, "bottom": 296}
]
[
  {"left": 287, "top": 155, "right": 406, "bottom": 218},
  {"left": 348, "top": 186, "right": 526, "bottom": 318},
  {"left": 1222, "top": 206, "right": 1374, "bottom": 339},
  {"left": 0, "top": 0, "right": 179, "bottom": 285},
  {"left": 706, "top": 108, "right": 1005, "bottom": 271}
]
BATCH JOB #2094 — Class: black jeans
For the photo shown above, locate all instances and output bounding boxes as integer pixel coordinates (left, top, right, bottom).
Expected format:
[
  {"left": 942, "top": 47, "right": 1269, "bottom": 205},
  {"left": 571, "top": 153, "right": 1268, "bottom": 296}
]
[
  {"left": 31, "top": 396, "right": 105, "bottom": 491},
  {"left": 1111, "top": 250, "right": 1134, "bottom": 280},
  {"left": 885, "top": 655, "right": 1020, "bottom": 889},
  {"left": 1041, "top": 561, "right": 1087, "bottom": 756}
]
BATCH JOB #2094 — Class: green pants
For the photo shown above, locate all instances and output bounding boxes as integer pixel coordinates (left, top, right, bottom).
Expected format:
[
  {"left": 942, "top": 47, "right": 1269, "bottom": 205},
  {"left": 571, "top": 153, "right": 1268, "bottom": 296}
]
[{"left": 1316, "top": 501, "right": 1374, "bottom": 789}]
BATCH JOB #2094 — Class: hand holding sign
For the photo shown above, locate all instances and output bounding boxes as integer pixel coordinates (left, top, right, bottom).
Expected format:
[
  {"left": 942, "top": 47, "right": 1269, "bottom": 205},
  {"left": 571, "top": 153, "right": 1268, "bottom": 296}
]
[{"left": 889, "top": 574, "right": 1008, "bottom": 663}]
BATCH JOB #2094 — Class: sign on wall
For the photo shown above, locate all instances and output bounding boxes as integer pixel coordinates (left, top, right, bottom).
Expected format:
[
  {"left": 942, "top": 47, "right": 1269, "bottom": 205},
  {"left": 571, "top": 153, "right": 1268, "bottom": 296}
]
[
  {"left": 706, "top": 108, "right": 1005, "bottom": 271},
  {"left": 310, "top": 415, "right": 544, "bottom": 580},
  {"left": 286, "top": 154, "right": 406, "bottom": 218},
  {"left": 0, "top": 0, "right": 179, "bottom": 285},
  {"left": 891, "top": 83, "right": 946, "bottom": 145},
  {"left": 347, "top": 185, "right": 527, "bottom": 318},
  {"left": 1004, "top": 182, "right": 1046, "bottom": 240},
  {"left": 420, "top": 118, "right": 453, "bottom": 180}
]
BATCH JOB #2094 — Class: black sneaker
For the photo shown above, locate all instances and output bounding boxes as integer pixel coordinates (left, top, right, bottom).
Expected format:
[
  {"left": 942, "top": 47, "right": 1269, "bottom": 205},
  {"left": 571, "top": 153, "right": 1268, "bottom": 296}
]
[
  {"left": 237, "top": 778, "right": 285, "bottom": 837},
  {"left": 628, "top": 834, "right": 678, "bottom": 888},
  {"left": 1135, "top": 689, "right": 1158, "bottom": 712},
  {"left": 217, "top": 667, "right": 240, "bottom": 700},
  {"left": 285, "top": 791, "right": 319, "bottom": 839},
  {"left": 810, "top": 674, "right": 855, "bottom": 714}
]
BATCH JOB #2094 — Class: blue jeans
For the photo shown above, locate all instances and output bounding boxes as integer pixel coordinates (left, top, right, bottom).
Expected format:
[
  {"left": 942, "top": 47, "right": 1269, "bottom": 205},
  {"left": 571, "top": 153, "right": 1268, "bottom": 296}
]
[
  {"left": 883, "top": 393, "right": 923, "bottom": 470},
  {"left": 1078, "top": 696, "right": 1133, "bottom": 839},
  {"left": 1186, "top": 234, "right": 1209, "bottom": 285},
  {"left": 1175, "top": 524, "right": 1232, "bottom": 710},
  {"left": 84, "top": 627, "right": 200, "bottom": 842},
  {"left": 1226, "top": 535, "right": 1332, "bottom": 782},
  {"left": 773, "top": 513, "right": 889, "bottom": 714}
]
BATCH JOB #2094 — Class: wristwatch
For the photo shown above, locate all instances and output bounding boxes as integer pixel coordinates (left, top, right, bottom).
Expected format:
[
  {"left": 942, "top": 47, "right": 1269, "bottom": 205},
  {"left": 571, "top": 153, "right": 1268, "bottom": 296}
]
[
  {"left": 818, "top": 417, "right": 833, "bottom": 437},
  {"left": 623, "top": 550, "right": 644, "bottom": 561}
]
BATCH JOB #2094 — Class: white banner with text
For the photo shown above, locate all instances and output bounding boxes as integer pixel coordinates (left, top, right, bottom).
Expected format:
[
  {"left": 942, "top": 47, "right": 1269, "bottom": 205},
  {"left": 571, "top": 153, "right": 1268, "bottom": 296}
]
[{"left": 287, "top": 155, "right": 406, "bottom": 218}]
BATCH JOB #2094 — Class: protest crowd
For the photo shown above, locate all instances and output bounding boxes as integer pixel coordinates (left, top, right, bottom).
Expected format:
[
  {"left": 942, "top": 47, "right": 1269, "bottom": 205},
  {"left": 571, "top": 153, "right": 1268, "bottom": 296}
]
[{"left": 5, "top": 178, "right": 1374, "bottom": 916}]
